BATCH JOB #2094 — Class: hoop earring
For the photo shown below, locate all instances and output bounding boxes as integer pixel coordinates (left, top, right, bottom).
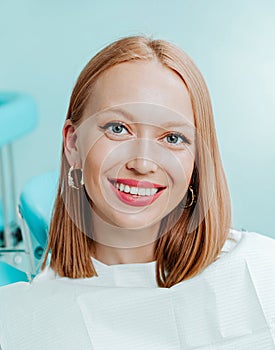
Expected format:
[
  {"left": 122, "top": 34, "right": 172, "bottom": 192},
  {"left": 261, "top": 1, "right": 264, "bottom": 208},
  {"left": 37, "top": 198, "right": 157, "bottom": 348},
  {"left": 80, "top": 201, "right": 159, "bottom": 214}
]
[
  {"left": 179, "top": 185, "right": 196, "bottom": 209},
  {"left": 68, "top": 166, "right": 84, "bottom": 189}
]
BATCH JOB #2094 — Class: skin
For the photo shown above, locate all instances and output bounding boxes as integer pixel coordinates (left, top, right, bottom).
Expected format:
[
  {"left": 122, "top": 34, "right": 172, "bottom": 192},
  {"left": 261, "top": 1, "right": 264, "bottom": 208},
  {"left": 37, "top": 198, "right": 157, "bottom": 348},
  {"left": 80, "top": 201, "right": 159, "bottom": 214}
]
[{"left": 63, "top": 59, "right": 196, "bottom": 265}]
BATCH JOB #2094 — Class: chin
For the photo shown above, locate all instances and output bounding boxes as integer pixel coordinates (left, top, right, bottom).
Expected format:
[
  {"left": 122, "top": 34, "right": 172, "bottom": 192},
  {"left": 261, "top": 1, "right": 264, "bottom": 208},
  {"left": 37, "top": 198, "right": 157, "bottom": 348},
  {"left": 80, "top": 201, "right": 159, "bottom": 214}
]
[{"left": 111, "top": 210, "right": 161, "bottom": 230}]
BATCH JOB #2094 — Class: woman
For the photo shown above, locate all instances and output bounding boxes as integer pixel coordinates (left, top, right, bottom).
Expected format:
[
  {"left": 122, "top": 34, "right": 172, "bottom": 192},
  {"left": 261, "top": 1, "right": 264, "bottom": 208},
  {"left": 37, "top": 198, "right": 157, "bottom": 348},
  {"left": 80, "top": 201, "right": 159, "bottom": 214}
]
[{"left": 1, "top": 35, "right": 275, "bottom": 349}]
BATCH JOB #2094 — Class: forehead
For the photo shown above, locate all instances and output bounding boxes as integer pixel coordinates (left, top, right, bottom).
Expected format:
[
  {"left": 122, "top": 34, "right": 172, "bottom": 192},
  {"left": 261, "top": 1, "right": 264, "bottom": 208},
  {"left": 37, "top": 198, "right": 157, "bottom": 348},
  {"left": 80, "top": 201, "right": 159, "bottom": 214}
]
[{"left": 82, "top": 60, "right": 195, "bottom": 127}]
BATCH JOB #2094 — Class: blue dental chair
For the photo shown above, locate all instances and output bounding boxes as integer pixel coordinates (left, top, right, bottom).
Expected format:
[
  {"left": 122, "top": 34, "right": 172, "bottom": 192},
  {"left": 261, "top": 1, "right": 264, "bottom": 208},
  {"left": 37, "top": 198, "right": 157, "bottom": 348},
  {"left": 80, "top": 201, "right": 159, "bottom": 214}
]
[
  {"left": 18, "top": 170, "right": 59, "bottom": 269},
  {"left": 0, "top": 92, "right": 38, "bottom": 286}
]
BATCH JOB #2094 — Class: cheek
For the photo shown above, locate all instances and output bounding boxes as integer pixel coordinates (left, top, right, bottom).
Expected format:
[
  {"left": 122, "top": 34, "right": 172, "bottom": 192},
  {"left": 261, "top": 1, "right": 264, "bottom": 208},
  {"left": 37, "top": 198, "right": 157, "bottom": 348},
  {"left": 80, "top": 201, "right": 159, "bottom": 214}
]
[
  {"left": 167, "top": 152, "right": 195, "bottom": 193},
  {"left": 82, "top": 147, "right": 105, "bottom": 204},
  {"left": 82, "top": 140, "right": 115, "bottom": 186},
  {"left": 170, "top": 149, "right": 194, "bottom": 175}
]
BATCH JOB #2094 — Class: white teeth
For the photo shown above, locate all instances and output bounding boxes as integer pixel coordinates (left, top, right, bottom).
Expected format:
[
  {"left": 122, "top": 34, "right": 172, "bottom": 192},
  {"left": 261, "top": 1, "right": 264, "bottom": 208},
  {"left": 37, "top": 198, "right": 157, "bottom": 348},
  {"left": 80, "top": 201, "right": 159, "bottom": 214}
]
[
  {"left": 124, "top": 185, "right": 130, "bottom": 193},
  {"left": 138, "top": 188, "right": 146, "bottom": 196},
  {"left": 150, "top": 188, "right": 158, "bottom": 195},
  {"left": 130, "top": 187, "right": 138, "bottom": 195},
  {"left": 114, "top": 182, "right": 160, "bottom": 196}
]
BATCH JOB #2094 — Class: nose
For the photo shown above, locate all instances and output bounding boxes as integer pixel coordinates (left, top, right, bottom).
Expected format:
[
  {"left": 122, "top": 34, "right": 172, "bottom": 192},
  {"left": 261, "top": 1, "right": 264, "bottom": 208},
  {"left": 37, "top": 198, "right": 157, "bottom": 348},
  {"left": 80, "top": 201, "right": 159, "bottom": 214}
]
[
  {"left": 126, "top": 157, "right": 158, "bottom": 174},
  {"left": 125, "top": 138, "right": 158, "bottom": 174}
]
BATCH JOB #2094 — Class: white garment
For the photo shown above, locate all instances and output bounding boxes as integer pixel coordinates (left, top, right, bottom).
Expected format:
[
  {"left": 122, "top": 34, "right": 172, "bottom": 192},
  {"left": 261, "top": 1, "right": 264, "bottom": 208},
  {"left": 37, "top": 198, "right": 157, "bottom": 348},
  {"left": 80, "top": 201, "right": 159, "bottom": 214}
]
[{"left": 1, "top": 229, "right": 275, "bottom": 349}]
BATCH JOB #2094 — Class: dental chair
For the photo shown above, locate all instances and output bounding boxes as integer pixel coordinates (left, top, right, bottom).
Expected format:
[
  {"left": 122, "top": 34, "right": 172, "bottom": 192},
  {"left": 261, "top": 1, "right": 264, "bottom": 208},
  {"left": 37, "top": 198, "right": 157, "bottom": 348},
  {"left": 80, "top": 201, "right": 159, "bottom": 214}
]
[
  {"left": 0, "top": 92, "right": 38, "bottom": 285},
  {"left": 18, "top": 170, "right": 58, "bottom": 276}
]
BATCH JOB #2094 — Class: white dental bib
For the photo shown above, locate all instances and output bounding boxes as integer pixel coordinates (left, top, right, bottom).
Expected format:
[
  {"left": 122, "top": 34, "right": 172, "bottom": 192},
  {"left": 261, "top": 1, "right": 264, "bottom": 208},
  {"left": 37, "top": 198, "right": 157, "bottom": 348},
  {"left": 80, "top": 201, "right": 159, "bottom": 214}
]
[{"left": 1, "top": 229, "right": 275, "bottom": 349}]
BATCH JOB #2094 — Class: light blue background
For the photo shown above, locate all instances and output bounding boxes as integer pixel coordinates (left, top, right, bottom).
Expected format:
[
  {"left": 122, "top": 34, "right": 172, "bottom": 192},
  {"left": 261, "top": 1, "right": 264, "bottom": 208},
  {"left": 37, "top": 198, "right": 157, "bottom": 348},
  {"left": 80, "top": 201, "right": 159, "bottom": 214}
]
[{"left": 1, "top": 0, "right": 274, "bottom": 237}]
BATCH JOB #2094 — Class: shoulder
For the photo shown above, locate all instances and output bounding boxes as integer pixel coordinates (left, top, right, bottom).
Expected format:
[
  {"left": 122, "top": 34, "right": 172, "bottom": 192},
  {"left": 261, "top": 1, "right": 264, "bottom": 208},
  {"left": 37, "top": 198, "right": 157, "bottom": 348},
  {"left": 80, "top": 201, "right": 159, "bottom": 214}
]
[
  {"left": 0, "top": 281, "right": 30, "bottom": 299},
  {"left": 0, "top": 267, "right": 64, "bottom": 304},
  {"left": 31, "top": 264, "right": 58, "bottom": 282},
  {"left": 240, "top": 229, "right": 275, "bottom": 254},
  {"left": 216, "top": 228, "right": 275, "bottom": 275},
  {"left": 0, "top": 264, "right": 60, "bottom": 303},
  {"left": 228, "top": 229, "right": 275, "bottom": 274},
  {"left": 243, "top": 229, "right": 275, "bottom": 242},
  {"left": 227, "top": 227, "right": 275, "bottom": 249},
  {"left": 0, "top": 278, "right": 77, "bottom": 326}
]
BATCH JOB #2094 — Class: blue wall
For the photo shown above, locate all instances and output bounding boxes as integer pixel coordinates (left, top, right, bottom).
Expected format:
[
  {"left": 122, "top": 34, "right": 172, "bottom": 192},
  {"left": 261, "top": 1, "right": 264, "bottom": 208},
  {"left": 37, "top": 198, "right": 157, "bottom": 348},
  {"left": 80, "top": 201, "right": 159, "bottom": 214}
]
[{"left": 0, "top": 0, "right": 274, "bottom": 237}]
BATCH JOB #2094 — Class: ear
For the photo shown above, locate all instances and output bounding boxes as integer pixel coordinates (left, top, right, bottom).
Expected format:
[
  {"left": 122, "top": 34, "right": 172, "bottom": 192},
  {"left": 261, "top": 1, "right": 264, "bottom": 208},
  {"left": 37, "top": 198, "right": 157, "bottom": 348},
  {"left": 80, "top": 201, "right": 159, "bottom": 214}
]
[{"left": 63, "top": 120, "right": 81, "bottom": 168}]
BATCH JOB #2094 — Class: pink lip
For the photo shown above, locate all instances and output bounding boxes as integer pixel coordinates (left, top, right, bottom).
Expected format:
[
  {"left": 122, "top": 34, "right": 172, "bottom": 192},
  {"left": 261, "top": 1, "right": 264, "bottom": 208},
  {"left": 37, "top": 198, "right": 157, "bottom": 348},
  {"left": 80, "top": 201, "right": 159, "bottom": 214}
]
[
  {"left": 108, "top": 178, "right": 165, "bottom": 189},
  {"left": 108, "top": 179, "right": 166, "bottom": 207}
]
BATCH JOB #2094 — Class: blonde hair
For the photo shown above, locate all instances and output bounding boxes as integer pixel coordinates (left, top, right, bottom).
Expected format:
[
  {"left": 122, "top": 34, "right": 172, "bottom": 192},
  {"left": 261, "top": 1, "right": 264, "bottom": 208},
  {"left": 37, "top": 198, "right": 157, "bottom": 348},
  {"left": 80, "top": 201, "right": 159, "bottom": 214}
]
[{"left": 41, "top": 35, "right": 232, "bottom": 288}]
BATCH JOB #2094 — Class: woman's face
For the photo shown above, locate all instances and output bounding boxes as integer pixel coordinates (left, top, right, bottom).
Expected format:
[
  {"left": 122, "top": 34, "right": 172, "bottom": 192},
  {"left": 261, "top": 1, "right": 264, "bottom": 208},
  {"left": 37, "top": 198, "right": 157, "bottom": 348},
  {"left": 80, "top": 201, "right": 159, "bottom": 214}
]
[{"left": 66, "top": 60, "right": 196, "bottom": 230}]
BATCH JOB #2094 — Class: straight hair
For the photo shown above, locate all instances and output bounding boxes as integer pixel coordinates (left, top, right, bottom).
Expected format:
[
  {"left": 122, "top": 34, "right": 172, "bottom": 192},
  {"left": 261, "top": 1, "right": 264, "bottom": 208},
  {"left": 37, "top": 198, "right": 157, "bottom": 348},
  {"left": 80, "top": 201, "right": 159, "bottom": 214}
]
[{"left": 41, "top": 35, "right": 232, "bottom": 288}]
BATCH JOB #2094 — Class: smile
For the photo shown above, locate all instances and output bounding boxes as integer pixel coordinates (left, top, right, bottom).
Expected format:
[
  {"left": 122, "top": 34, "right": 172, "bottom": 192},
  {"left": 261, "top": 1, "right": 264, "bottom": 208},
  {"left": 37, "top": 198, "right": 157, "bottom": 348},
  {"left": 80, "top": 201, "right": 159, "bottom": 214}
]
[{"left": 108, "top": 178, "right": 167, "bottom": 207}]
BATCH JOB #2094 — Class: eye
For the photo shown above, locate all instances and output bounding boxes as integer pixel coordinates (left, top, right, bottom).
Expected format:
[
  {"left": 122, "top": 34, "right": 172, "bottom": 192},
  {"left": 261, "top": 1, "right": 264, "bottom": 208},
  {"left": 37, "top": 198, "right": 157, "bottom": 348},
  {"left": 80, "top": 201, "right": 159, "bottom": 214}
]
[
  {"left": 162, "top": 132, "right": 192, "bottom": 146},
  {"left": 99, "top": 121, "right": 130, "bottom": 136}
]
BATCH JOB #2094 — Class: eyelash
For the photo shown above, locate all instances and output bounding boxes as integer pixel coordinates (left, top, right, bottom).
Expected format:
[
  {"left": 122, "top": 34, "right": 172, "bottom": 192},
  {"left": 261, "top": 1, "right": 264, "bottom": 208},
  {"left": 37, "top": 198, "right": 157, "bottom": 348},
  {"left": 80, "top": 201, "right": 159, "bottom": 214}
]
[{"left": 99, "top": 121, "right": 192, "bottom": 146}]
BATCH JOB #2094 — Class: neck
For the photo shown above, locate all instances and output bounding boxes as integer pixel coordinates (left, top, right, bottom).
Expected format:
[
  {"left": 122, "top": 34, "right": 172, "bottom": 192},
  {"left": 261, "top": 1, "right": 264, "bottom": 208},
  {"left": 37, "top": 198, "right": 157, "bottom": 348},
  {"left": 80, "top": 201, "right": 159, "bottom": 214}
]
[{"left": 89, "top": 208, "right": 160, "bottom": 265}]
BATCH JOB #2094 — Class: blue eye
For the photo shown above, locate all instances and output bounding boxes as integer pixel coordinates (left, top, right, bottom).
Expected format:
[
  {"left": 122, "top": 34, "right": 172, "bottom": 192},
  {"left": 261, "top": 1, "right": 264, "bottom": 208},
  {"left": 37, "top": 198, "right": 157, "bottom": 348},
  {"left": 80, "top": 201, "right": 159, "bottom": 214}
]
[
  {"left": 99, "top": 122, "right": 129, "bottom": 135},
  {"left": 163, "top": 132, "right": 191, "bottom": 146}
]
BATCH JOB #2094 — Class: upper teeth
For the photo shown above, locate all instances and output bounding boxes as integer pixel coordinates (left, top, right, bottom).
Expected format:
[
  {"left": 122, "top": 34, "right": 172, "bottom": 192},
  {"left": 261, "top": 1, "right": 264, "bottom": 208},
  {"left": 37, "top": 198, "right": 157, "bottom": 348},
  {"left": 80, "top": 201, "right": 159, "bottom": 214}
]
[{"left": 115, "top": 182, "right": 159, "bottom": 196}]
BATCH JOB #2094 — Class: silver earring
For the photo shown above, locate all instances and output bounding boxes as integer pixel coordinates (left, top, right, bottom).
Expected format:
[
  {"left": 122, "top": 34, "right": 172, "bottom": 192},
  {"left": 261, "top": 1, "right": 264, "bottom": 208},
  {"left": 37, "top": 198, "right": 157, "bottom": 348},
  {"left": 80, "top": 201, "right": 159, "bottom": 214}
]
[
  {"left": 68, "top": 166, "right": 84, "bottom": 189},
  {"left": 179, "top": 185, "right": 196, "bottom": 209}
]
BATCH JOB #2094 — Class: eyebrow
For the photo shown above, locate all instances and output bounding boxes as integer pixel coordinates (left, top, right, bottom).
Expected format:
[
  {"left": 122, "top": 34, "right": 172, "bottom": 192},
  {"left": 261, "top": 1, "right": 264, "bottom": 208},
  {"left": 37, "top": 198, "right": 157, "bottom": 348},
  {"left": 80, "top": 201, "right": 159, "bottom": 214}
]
[{"left": 101, "top": 106, "right": 193, "bottom": 129}]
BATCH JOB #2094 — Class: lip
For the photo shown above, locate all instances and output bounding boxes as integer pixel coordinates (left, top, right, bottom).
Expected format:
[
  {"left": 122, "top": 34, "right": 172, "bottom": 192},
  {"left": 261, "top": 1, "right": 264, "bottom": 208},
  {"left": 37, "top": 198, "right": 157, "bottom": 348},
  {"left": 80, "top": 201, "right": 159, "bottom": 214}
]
[
  {"left": 108, "top": 178, "right": 166, "bottom": 207},
  {"left": 108, "top": 178, "right": 165, "bottom": 189}
]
